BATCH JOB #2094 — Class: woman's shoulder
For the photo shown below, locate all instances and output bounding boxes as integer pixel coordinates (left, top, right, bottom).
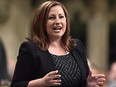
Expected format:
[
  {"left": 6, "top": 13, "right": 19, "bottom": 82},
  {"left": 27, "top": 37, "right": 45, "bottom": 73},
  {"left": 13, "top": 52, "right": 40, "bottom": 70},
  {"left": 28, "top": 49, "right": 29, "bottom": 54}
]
[
  {"left": 71, "top": 38, "right": 83, "bottom": 44},
  {"left": 77, "top": 39, "right": 85, "bottom": 49},
  {"left": 20, "top": 40, "right": 36, "bottom": 47},
  {"left": 19, "top": 40, "right": 40, "bottom": 52},
  {"left": 19, "top": 40, "right": 35, "bottom": 49},
  {"left": 18, "top": 40, "right": 44, "bottom": 57},
  {"left": 71, "top": 39, "right": 84, "bottom": 46},
  {"left": 71, "top": 38, "right": 85, "bottom": 52}
]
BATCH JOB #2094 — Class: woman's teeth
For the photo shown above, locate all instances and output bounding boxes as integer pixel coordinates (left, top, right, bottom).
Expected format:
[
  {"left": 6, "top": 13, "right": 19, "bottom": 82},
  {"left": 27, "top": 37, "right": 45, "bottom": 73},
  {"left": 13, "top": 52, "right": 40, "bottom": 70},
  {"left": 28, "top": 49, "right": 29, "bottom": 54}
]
[{"left": 53, "top": 27, "right": 62, "bottom": 30}]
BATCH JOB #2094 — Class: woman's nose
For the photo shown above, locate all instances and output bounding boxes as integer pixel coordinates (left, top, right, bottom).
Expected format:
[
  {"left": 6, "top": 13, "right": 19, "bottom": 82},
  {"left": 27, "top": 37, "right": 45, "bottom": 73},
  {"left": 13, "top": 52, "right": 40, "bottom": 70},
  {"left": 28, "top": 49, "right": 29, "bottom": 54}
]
[{"left": 54, "top": 18, "right": 60, "bottom": 25}]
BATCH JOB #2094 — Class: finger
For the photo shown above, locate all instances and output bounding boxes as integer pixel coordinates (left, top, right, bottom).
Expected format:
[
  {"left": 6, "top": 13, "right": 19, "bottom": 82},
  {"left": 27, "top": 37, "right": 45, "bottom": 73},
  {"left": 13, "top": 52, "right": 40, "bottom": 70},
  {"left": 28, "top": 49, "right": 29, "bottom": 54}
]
[
  {"left": 52, "top": 74, "right": 61, "bottom": 80},
  {"left": 89, "top": 71, "right": 92, "bottom": 76},
  {"left": 93, "top": 74, "right": 106, "bottom": 78},
  {"left": 96, "top": 78, "right": 106, "bottom": 82},
  {"left": 47, "top": 70, "right": 59, "bottom": 76},
  {"left": 97, "top": 82, "right": 104, "bottom": 86},
  {"left": 52, "top": 82, "right": 61, "bottom": 86},
  {"left": 51, "top": 80, "right": 61, "bottom": 86},
  {"left": 51, "top": 79, "right": 62, "bottom": 83},
  {"left": 49, "top": 77, "right": 61, "bottom": 86},
  {"left": 92, "top": 74, "right": 106, "bottom": 81},
  {"left": 93, "top": 75, "right": 106, "bottom": 83},
  {"left": 95, "top": 85, "right": 100, "bottom": 87},
  {"left": 87, "top": 71, "right": 92, "bottom": 81},
  {"left": 96, "top": 79, "right": 106, "bottom": 87}
]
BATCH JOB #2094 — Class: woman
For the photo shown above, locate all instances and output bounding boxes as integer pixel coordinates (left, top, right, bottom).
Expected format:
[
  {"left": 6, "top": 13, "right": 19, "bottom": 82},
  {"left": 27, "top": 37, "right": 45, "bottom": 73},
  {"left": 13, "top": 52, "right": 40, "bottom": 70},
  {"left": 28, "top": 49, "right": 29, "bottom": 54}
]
[{"left": 11, "top": 1, "right": 106, "bottom": 87}]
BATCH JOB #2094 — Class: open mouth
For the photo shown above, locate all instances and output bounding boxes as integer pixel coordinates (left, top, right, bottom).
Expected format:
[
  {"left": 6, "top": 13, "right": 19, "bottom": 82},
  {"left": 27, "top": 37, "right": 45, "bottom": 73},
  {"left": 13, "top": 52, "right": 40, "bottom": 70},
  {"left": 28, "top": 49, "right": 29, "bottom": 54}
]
[{"left": 53, "top": 26, "right": 62, "bottom": 30}]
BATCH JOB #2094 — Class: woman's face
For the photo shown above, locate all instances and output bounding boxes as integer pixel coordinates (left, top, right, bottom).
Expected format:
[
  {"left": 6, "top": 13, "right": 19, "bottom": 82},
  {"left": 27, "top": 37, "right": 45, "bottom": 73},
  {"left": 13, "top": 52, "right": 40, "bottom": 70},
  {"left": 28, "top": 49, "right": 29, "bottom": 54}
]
[{"left": 46, "top": 5, "right": 66, "bottom": 41}]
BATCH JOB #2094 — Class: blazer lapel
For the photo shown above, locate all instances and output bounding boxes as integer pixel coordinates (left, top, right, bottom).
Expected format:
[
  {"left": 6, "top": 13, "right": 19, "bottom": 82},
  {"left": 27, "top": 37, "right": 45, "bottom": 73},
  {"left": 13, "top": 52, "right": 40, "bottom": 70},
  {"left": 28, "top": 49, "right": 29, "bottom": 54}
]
[
  {"left": 40, "top": 50, "right": 56, "bottom": 74},
  {"left": 71, "top": 49, "right": 87, "bottom": 81}
]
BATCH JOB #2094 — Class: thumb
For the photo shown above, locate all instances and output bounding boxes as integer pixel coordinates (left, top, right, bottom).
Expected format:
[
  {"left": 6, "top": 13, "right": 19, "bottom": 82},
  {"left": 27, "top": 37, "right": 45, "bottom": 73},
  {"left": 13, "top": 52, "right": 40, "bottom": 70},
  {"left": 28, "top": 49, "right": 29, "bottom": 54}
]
[
  {"left": 87, "top": 71, "right": 92, "bottom": 81},
  {"left": 89, "top": 71, "right": 92, "bottom": 77}
]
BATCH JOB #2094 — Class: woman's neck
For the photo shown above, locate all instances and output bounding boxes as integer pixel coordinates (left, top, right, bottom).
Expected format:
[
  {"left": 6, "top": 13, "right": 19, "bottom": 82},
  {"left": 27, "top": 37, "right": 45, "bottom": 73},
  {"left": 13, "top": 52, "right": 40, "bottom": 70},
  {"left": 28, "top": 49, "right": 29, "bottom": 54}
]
[{"left": 48, "top": 40, "right": 68, "bottom": 56}]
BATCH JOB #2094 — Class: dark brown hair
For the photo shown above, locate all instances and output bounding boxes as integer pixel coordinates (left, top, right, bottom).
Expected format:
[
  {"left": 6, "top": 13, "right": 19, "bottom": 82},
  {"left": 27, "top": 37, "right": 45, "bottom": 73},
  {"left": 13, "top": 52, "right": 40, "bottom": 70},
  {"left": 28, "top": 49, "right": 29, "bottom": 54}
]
[{"left": 30, "top": 0, "right": 77, "bottom": 50}]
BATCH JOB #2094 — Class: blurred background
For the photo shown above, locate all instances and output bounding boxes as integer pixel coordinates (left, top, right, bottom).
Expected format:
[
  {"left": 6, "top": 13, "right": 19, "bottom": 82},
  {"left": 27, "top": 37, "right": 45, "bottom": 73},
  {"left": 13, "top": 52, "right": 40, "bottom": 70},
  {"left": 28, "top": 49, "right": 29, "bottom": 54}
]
[{"left": 0, "top": 0, "right": 116, "bottom": 86}]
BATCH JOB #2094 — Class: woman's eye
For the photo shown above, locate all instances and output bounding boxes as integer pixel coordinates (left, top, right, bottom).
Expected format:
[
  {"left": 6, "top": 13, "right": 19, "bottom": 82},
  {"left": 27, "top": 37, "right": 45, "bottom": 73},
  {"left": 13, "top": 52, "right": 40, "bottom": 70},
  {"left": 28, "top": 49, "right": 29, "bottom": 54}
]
[
  {"left": 59, "top": 16, "right": 65, "bottom": 19},
  {"left": 48, "top": 16, "right": 55, "bottom": 20}
]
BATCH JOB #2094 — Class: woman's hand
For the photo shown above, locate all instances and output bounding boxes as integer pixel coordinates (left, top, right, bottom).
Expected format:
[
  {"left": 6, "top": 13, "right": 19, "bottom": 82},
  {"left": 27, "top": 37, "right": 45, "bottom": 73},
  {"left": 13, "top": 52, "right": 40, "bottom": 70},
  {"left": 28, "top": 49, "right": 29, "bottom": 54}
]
[
  {"left": 87, "top": 71, "right": 106, "bottom": 87},
  {"left": 40, "top": 70, "right": 61, "bottom": 86}
]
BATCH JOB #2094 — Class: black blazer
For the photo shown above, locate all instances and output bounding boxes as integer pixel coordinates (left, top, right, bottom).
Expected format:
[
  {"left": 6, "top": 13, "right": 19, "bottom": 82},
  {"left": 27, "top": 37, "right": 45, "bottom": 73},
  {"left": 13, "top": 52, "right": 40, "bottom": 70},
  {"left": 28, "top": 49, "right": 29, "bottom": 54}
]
[{"left": 11, "top": 39, "right": 89, "bottom": 87}]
